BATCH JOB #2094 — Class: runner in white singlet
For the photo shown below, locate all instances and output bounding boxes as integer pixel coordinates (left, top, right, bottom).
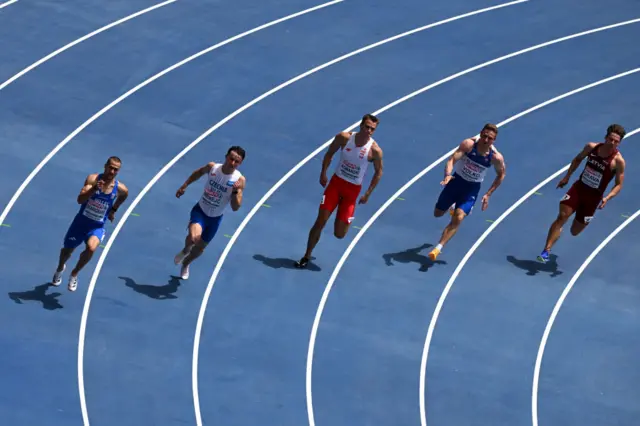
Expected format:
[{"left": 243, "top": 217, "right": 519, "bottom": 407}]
[
  {"left": 174, "top": 146, "right": 247, "bottom": 279},
  {"left": 294, "top": 114, "right": 384, "bottom": 269}
]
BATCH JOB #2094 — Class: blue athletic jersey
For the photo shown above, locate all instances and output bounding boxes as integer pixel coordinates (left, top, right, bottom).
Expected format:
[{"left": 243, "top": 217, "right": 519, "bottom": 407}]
[
  {"left": 76, "top": 174, "right": 119, "bottom": 225},
  {"left": 453, "top": 142, "right": 494, "bottom": 183}
]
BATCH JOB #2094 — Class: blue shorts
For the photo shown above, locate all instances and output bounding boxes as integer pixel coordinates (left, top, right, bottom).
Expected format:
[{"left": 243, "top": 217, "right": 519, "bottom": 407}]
[
  {"left": 189, "top": 203, "right": 223, "bottom": 243},
  {"left": 435, "top": 174, "right": 481, "bottom": 215},
  {"left": 63, "top": 216, "right": 106, "bottom": 249}
]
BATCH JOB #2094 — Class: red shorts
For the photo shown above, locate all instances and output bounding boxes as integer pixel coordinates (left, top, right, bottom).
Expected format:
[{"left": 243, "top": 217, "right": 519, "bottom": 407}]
[
  {"left": 560, "top": 181, "right": 603, "bottom": 224},
  {"left": 320, "top": 175, "right": 362, "bottom": 224}
]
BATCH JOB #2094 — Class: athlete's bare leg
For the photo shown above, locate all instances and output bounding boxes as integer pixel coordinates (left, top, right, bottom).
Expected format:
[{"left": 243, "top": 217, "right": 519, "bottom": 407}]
[
  {"left": 543, "top": 204, "right": 574, "bottom": 251},
  {"left": 295, "top": 208, "right": 332, "bottom": 268},
  {"left": 333, "top": 217, "right": 350, "bottom": 239},
  {"left": 569, "top": 218, "right": 588, "bottom": 236},
  {"left": 175, "top": 223, "right": 204, "bottom": 279},
  {"left": 56, "top": 248, "right": 74, "bottom": 273},
  {"left": 428, "top": 208, "right": 466, "bottom": 261},
  {"left": 71, "top": 236, "right": 100, "bottom": 277}
]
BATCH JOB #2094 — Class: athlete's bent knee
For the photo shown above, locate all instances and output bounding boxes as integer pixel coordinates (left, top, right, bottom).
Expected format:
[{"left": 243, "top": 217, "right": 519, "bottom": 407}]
[
  {"left": 434, "top": 208, "right": 446, "bottom": 218},
  {"left": 570, "top": 219, "right": 588, "bottom": 236}
]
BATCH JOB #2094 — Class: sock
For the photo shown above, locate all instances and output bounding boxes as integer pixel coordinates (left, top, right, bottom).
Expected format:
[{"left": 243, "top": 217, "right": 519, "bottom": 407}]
[{"left": 435, "top": 244, "right": 443, "bottom": 251}]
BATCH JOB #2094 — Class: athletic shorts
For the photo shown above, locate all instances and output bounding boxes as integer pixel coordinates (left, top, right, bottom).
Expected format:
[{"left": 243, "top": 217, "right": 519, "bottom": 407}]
[
  {"left": 560, "top": 181, "right": 602, "bottom": 224},
  {"left": 189, "top": 203, "right": 223, "bottom": 243},
  {"left": 63, "top": 216, "right": 106, "bottom": 249},
  {"left": 320, "top": 175, "right": 362, "bottom": 224},
  {"left": 435, "top": 174, "right": 481, "bottom": 215}
]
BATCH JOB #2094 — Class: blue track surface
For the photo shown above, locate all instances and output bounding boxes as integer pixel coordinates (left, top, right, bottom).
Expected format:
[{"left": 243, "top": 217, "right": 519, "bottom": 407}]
[{"left": 1, "top": 0, "right": 639, "bottom": 425}]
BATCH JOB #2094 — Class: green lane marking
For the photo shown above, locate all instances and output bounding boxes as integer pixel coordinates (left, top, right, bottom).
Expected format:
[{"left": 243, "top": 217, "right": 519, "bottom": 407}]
[
  {"left": 396, "top": 197, "right": 405, "bottom": 201},
  {"left": 486, "top": 219, "right": 494, "bottom": 223},
  {"left": 224, "top": 234, "right": 232, "bottom": 238},
  {"left": 262, "top": 204, "right": 271, "bottom": 208},
  {"left": 131, "top": 213, "right": 140, "bottom": 217},
  {"left": 534, "top": 192, "right": 542, "bottom": 195},
  {"left": 622, "top": 214, "right": 630, "bottom": 218},
  {"left": 99, "top": 244, "right": 106, "bottom": 248},
  {"left": 353, "top": 226, "right": 362, "bottom": 230},
  {"left": 0, "top": 223, "right": 10, "bottom": 228}
]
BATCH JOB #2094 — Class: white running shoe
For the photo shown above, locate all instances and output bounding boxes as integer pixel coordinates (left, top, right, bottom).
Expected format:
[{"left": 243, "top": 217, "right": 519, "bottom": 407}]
[
  {"left": 174, "top": 247, "right": 192, "bottom": 265},
  {"left": 52, "top": 265, "right": 65, "bottom": 286},
  {"left": 180, "top": 264, "right": 190, "bottom": 280},
  {"left": 68, "top": 275, "right": 78, "bottom": 292}
]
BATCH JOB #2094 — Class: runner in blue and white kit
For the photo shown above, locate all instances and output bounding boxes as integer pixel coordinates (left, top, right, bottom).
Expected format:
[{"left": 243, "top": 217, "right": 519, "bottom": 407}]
[
  {"left": 52, "top": 156, "right": 129, "bottom": 291},
  {"left": 174, "top": 146, "right": 246, "bottom": 279},
  {"left": 428, "top": 123, "right": 506, "bottom": 261}
]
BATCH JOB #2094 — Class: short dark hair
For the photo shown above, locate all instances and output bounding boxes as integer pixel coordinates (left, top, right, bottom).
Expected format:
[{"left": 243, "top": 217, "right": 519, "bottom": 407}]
[
  {"left": 106, "top": 156, "right": 121, "bottom": 165},
  {"left": 481, "top": 123, "right": 498, "bottom": 135},
  {"left": 227, "top": 146, "right": 246, "bottom": 160},
  {"left": 361, "top": 113, "right": 379, "bottom": 125},
  {"left": 607, "top": 124, "right": 626, "bottom": 140}
]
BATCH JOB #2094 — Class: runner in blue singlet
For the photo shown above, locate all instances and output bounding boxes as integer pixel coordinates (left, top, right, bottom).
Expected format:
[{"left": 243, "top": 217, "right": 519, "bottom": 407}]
[
  {"left": 428, "top": 123, "right": 507, "bottom": 261},
  {"left": 52, "top": 156, "right": 129, "bottom": 291}
]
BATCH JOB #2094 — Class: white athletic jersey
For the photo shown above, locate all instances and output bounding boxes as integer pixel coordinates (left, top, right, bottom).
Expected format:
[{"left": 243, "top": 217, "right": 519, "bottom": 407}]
[
  {"left": 198, "top": 163, "right": 243, "bottom": 217},
  {"left": 334, "top": 133, "right": 375, "bottom": 185}
]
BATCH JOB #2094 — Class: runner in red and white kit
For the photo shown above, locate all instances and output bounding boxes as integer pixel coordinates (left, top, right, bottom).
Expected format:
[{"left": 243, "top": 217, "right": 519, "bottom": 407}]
[
  {"left": 294, "top": 114, "right": 383, "bottom": 269},
  {"left": 537, "top": 124, "right": 626, "bottom": 263}
]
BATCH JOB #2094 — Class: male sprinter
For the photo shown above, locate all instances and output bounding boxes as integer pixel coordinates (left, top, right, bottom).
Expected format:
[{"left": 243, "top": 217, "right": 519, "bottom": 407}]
[
  {"left": 174, "top": 146, "right": 246, "bottom": 279},
  {"left": 537, "top": 124, "right": 626, "bottom": 263},
  {"left": 52, "top": 156, "right": 129, "bottom": 291},
  {"left": 294, "top": 113, "right": 383, "bottom": 268},
  {"left": 428, "top": 123, "right": 506, "bottom": 261}
]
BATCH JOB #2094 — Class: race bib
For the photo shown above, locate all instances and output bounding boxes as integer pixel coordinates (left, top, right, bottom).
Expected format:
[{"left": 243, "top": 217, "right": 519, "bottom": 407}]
[
  {"left": 83, "top": 198, "right": 108, "bottom": 222},
  {"left": 339, "top": 161, "right": 361, "bottom": 181},
  {"left": 581, "top": 167, "right": 602, "bottom": 189},
  {"left": 201, "top": 188, "right": 222, "bottom": 207},
  {"left": 459, "top": 159, "right": 485, "bottom": 182}
]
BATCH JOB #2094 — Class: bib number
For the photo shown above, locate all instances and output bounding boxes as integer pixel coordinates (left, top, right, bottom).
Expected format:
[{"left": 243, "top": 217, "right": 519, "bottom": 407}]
[
  {"left": 581, "top": 167, "right": 602, "bottom": 189},
  {"left": 83, "top": 198, "right": 108, "bottom": 222}
]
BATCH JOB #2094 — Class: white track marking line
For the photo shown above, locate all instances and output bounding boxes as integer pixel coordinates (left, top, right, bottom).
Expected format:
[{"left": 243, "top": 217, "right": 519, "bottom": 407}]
[
  {"left": 298, "top": 29, "right": 640, "bottom": 426},
  {"left": 532, "top": 130, "right": 640, "bottom": 426},
  {"left": 0, "top": 0, "right": 19, "bottom": 10},
  {"left": 74, "top": 2, "right": 345, "bottom": 425},
  {"left": 181, "top": 1, "right": 532, "bottom": 423},
  {"left": 0, "top": 0, "right": 343, "bottom": 229},
  {"left": 0, "top": 0, "right": 179, "bottom": 91}
]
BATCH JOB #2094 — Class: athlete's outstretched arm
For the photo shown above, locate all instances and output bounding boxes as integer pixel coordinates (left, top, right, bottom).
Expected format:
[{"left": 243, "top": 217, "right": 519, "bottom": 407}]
[
  {"left": 230, "top": 176, "right": 246, "bottom": 211},
  {"left": 359, "top": 144, "right": 383, "bottom": 204},
  {"left": 600, "top": 154, "right": 625, "bottom": 209},
  {"left": 442, "top": 138, "right": 473, "bottom": 183},
  {"left": 109, "top": 183, "right": 129, "bottom": 221},
  {"left": 176, "top": 162, "right": 214, "bottom": 198},
  {"left": 320, "top": 132, "right": 349, "bottom": 186},
  {"left": 558, "top": 142, "right": 596, "bottom": 187},
  {"left": 486, "top": 151, "right": 506, "bottom": 197},
  {"left": 77, "top": 174, "right": 99, "bottom": 204}
]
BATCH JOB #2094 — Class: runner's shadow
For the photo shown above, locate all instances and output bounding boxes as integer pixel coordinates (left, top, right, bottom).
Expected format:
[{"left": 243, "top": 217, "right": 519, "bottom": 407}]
[
  {"left": 382, "top": 243, "right": 447, "bottom": 272},
  {"left": 253, "top": 254, "right": 321, "bottom": 271},
  {"left": 8, "top": 283, "right": 63, "bottom": 310},
  {"left": 119, "top": 275, "right": 181, "bottom": 300},
  {"left": 506, "top": 254, "right": 563, "bottom": 277}
]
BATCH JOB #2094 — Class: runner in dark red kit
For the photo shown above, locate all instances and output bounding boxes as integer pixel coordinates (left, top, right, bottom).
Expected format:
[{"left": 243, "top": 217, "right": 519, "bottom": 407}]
[{"left": 537, "top": 124, "right": 626, "bottom": 263}]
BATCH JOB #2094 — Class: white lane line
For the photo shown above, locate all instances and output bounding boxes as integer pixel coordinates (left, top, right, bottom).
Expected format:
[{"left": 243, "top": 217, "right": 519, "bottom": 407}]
[
  {"left": 419, "top": 125, "right": 639, "bottom": 426},
  {"left": 0, "top": 0, "right": 179, "bottom": 91},
  {"left": 532, "top": 137, "right": 640, "bottom": 426},
  {"left": 74, "top": 3, "right": 346, "bottom": 425},
  {"left": 0, "top": 0, "right": 19, "bottom": 10},
  {"left": 296, "top": 29, "right": 640, "bottom": 426},
  {"left": 0, "top": 0, "right": 344, "bottom": 229}
]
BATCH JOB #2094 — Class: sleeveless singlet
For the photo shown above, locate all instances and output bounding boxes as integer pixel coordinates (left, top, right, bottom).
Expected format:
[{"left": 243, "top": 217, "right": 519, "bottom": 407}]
[
  {"left": 78, "top": 174, "right": 119, "bottom": 224},
  {"left": 578, "top": 143, "right": 618, "bottom": 194},
  {"left": 334, "top": 133, "right": 375, "bottom": 186},
  {"left": 198, "top": 163, "right": 243, "bottom": 217},
  {"left": 454, "top": 142, "right": 494, "bottom": 183}
]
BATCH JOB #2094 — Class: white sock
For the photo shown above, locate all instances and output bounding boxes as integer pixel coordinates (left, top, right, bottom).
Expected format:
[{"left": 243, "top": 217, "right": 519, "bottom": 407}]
[{"left": 435, "top": 244, "right": 443, "bottom": 251}]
